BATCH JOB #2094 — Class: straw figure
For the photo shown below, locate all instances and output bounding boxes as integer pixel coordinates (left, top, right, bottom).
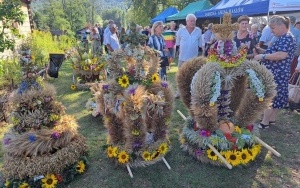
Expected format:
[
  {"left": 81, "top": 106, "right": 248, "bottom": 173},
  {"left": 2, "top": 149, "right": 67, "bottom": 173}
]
[
  {"left": 94, "top": 23, "right": 173, "bottom": 176},
  {"left": 2, "top": 49, "right": 88, "bottom": 187},
  {"left": 177, "top": 13, "right": 277, "bottom": 168}
]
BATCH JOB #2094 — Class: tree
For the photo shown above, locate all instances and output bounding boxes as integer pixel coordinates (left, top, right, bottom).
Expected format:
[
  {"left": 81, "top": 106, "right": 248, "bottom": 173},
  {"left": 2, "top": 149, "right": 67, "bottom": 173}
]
[{"left": 0, "top": 0, "right": 25, "bottom": 52}]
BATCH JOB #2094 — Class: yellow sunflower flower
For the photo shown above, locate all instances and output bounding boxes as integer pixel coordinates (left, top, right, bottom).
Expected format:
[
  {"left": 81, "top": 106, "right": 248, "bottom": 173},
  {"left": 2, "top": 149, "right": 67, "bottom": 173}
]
[
  {"left": 41, "top": 174, "right": 58, "bottom": 188},
  {"left": 107, "top": 146, "right": 114, "bottom": 158},
  {"left": 19, "top": 182, "right": 30, "bottom": 188},
  {"left": 206, "top": 148, "right": 218, "bottom": 161},
  {"left": 239, "top": 149, "right": 252, "bottom": 165},
  {"left": 235, "top": 126, "right": 242, "bottom": 134},
  {"left": 118, "top": 151, "right": 129, "bottom": 164},
  {"left": 112, "top": 147, "right": 118, "bottom": 157},
  {"left": 142, "top": 151, "right": 152, "bottom": 161},
  {"left": 251, "top": 144, "right": 261, "bottom": 159},
  {"left": 118, "top": 75, "right": 130, "bottom": 88},
  {"left": 225, "top": 150, "right": 241, "bottom": 166},
  {"left": 5, "top": 180, "right": 10, "bottom": 187},
  {"left": 70, "top": 84, "right": 76, "bottom": 90},
  {"left": 158, "top": 143, "right": 168, "bottom": 155},
  {"left": 151, "top": 73, "right": 160, "bottom": 83},
  {"left": 76, "top": 160, "right": 86, "bottom": 174}
]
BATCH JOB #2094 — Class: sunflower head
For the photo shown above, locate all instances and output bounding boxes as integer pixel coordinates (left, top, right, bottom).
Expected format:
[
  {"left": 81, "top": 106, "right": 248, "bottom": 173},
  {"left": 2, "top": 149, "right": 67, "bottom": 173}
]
[
  {"left": 142, "top": 151, "right": 152, "bottom": 161},
  {"left": 118, "top": 151, "right": 129, "bottom": 164},
  {"left": 70, "top": 84, "right": 76, "bottom": 90},
  {"left": 41, "top": 174, "right": 58, "bottom": 188},
  {"left": 151, "top": 73, "right": 160, "bottom": 83},
  {"left": 225, "top": 150, "right": 241, "bottom": 166},
  {"left": 206, "top": 148, "right": 218, "bottom": 161},
  {"left": 19, "top": 182, "right": 30, "bottom": 188},
  {"left": 76, "top": 160, "right": 86, "bottom": 174},
  {"left": 239, "top": 149, "right": 252, "bottom": 165},
  {"left": 118, "top": 75, "right": 130, "bottom": 88},
  {"left": 158, "top": 143, "right": 168, "bottom": 155}
]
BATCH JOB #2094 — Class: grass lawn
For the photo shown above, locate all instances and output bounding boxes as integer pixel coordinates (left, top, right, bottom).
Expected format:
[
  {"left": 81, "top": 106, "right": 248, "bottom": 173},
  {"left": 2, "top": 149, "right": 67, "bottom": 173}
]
[{"left": 1, "top": 58, "right": 300, "bottom": 188}]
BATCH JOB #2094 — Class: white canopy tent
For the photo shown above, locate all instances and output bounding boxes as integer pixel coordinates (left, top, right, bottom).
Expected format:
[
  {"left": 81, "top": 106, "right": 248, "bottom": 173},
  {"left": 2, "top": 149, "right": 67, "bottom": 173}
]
[{"left": 269, "top": 0, "right": 300, "bottom": 13}]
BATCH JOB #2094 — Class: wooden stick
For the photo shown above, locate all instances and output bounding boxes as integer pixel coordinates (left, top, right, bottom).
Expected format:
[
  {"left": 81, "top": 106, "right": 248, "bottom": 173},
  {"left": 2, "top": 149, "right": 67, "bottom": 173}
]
[
  {"left": 162, "top": 157, "right": 171, "bottom": 170},
  {"left": 207, "top": 144, "right": 232, "bottom": 169},
  {"left": 176, "top": 110, "right": 232, "bottom": 169},
  {"left": 254, "top": 136, "right": 281, "bottom": 157},
  {"left": 126, "top": 164, "right": 133, "bottom": 178}
]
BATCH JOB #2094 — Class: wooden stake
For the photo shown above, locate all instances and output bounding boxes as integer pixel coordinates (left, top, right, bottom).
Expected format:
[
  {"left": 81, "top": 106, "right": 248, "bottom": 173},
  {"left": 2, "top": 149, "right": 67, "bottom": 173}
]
[
  {"left": 177, "top": 110, "right": 232, "bottom": 169},
  {"left": 254, "top": 136, "right": 281, "bottom": 157},
  {"left": 162, "top": 157, "right": 171, "bottom": 170},
  {"left": 207, "top": 144, "right": 232, "bottom": 169},
  {"left": 126, "top": 164, "right": 133, "bottom": 178}
]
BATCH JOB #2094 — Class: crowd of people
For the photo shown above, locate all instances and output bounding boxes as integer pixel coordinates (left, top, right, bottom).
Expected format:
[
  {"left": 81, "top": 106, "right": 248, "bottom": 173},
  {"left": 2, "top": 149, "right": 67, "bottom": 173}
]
[{"left": 80, "top": 13, "right": 300, "bottom": 129}]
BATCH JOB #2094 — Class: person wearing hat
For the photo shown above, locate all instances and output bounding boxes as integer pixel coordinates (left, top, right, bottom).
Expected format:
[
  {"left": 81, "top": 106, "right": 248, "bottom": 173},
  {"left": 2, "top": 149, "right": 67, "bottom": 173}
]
[{"left": 289, "top": 16, "right": 300, "bottom": 77}]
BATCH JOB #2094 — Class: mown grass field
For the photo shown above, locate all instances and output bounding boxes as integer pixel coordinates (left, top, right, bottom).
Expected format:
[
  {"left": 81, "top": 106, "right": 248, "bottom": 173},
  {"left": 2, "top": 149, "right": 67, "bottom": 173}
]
[{"left": 1, "top": 58, "right": 300, "bottom": 188}]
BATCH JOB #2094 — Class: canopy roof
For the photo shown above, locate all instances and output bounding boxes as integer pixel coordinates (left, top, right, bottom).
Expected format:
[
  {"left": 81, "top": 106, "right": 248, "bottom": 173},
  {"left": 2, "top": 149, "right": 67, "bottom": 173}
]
[
  {"left": 195, "top": 0, "right": 270, "bottom": 18},
  {"left": 167, "top": 0, "right": 213, "bottom": 21},
  {"left": 269, "top": 0, "right": 300, "bottom": 13},
  {"left": 150, "top": 7, "right": 179, "bottom": 24}
]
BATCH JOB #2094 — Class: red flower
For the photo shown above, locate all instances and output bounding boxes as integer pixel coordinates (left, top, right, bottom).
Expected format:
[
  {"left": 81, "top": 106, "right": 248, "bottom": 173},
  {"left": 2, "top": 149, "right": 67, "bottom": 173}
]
[
  {"left": 246, "top": 124, "right": 254, "bottom": 132},
  {"left": 231, "top": 144, "right": 238, "bottom": 150},
  {"left": 206, "top": 130, "right": 212, "bottom": 137},
  {"left": 56, "top": 174, "right": 63, "bottom": 183}
]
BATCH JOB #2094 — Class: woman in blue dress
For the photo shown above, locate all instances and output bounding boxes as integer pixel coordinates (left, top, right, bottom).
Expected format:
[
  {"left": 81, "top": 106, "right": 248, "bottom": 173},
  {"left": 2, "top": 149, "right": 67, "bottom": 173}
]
[{"left": 254, "top": 15, "right": 297, "bottom": 129}]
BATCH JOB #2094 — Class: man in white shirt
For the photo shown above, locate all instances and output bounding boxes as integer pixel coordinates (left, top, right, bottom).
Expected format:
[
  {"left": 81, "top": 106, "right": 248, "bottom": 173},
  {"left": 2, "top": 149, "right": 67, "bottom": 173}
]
[
  {"left": 175, "top": 14, "right": 202, "bottom": 98},
  {"left": 259, "top": 25, "right": 274, "bottom": 49},
  {"left": 176, "top": 14, "right": 202, "bottom": 67},
  {"left": 105, "top": 24, "right": 120, "bottom": 53}
]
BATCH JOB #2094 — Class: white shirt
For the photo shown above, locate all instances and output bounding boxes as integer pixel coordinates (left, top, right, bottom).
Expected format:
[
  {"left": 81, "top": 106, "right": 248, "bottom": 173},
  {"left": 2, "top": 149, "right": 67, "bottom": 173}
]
[
  {"left": 105, "top": 33, "right": 120, "bottom": 51},
  {"left": 176, "top": 27, "right": 202, "bottom": 61},
  {"left": 259, "top": 26, "right": 274, "bottom": 47}
]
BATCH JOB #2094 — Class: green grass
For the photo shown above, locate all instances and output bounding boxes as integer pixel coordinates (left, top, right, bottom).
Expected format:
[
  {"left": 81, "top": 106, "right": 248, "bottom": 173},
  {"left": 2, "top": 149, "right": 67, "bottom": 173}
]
[{"left": 1, "top": 59, "right": 300, "bottom": 188}]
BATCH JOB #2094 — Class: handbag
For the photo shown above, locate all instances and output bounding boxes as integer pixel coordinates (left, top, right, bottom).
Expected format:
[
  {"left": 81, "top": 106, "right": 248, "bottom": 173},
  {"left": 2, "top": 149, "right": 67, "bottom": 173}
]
[{"left": 288, "top": 72, "right": 300, "bottom": 103}]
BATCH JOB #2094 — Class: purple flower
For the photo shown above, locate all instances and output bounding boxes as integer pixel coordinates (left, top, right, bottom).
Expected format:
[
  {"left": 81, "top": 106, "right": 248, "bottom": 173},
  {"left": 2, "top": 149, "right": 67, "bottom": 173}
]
[
  {"left": 126, "top": 84, "right": 138, "bottom": 95},
  {"left": 200, "top": 130, "right": 207, "bottom": 137},
  {"left": 29, "top": 134, "right": 37, "bottom": 142},
  {"left": 132, "top": 140, "right": 142, "bottom": 149},
  {"left": 161, "top": 81, "right": 168, "bottom": 88},
  {"left": 195, "top": 150, "right": 203, "bottom": 156},
  {"left": 3, "top": 138, "right": 11, "bottom": 145},
  {"left": 102, "top": 84, "right": 109, "bottom": 90},
  {"left": 51, "top": 132, "right": 60, "bottom": 139}
]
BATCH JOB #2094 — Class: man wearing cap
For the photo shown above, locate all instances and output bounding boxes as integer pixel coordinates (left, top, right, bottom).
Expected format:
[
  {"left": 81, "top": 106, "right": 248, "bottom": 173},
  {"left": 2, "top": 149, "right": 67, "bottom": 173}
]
[{"left": 289, "top": 16, "right": 300, "bottom": 77}]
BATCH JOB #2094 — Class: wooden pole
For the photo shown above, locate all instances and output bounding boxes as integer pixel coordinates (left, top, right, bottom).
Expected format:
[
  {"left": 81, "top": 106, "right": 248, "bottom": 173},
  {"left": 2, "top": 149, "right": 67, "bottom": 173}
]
[
  {"left": 254, "top": 136, "right": 281, "bottom": 157},
  {"left": 162, "top": 157, "right": 171, "bottom": 170},
  {"left": 126, "top": 164, "right": 133, "bottom": 178},
  {"left": 176, "top": 110, "right": 232, "bottom": 169}
]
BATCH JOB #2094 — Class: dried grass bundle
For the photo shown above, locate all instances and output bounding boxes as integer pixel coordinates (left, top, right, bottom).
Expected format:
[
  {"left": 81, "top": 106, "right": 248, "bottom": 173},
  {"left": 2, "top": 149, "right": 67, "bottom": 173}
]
[{"left": 176, "top": 56, "right": 206, "bottom": 115}]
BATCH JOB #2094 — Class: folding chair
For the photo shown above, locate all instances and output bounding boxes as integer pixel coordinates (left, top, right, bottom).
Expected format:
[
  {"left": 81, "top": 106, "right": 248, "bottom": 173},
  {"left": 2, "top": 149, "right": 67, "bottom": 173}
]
[{"left": 47, "top": 53, "right": 65, "bottom": 78}]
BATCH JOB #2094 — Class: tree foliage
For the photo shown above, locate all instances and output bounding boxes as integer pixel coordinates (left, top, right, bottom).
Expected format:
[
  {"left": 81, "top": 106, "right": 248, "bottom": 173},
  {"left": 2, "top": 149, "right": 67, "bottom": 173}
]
[{"left": 0, "top": 0, "right": 25, "bottom": 52}]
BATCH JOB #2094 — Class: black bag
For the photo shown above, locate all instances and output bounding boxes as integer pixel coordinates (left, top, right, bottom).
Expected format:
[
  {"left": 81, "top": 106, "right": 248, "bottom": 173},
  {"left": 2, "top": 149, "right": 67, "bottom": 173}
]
[
  {"left": 160, "top": 56, "right": 169, "bottom": 67},
  {"left": 48, "top": 53, "right": 65, "bottom": 78}
]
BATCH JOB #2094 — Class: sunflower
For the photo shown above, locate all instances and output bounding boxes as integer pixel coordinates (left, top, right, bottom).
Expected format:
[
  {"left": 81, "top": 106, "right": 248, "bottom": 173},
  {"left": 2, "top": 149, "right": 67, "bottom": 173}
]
[
  {"left": 225, "top": 150, "right": 240, "bottom": 166},
  {"left": 70, "top": 84, "right": 76, "bottom": 90},
  {"left": 239, "top": 149, "right": 252, "bottom": 165},
  {"left": 41, "top": 174, "right": 58, "bottom": 188},
  {"left": 5, "top": 179, "right": 10, "bottom": 187},
  {"left": 107, "top": 146, "right": 114, "bottom": 158},
  {"left": 118, "top": 151, "right": 129, "bottom": 164},
  {"left": 158, "top": 143, "right": 168, "bottom": 155},
  {"left": 206, "top": 148, "right": 218, "bottom": 161},
  {"left": 142, "top": 151, "right": 152, "bottom": 161},
  {"left": 76, "top": 160, "right": 86, "bottom": 174},
  {"left": 251, "top": 144, "right": 261, "bottom": 158},
  {"left": 19, "top": 182, "right": 30, "bottom": 188},
  {"left": 118, "top": 75, "right": 130, "bottom": 88},
  {"left": 151, "top": 73, "right": 160, "bottom": 83}
]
